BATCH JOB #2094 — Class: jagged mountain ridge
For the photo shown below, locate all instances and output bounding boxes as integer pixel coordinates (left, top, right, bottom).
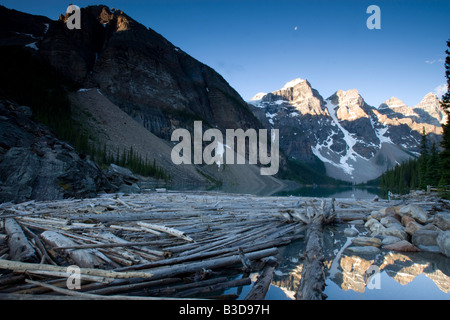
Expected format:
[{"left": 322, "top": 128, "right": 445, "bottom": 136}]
[
  {"left": 41, "top": 5, "right": 262, "bottom": 139},
  {"left": 0, "top": 4, "right": 263, "bottom": 139},
  {"left": 0, "top": 4, "right": 288, "bottom": 201},
  {"left": 249, "top": 79, "right": 446, "bottom": 183}
]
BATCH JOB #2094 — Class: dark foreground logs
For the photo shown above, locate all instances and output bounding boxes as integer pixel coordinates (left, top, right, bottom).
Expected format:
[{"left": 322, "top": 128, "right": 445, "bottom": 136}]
[
  {"left": 0, "top": 192, "right": 305, "bottom": 300},
  {"left": 0, "top": 191, "right": 396, "bottom": 300}
]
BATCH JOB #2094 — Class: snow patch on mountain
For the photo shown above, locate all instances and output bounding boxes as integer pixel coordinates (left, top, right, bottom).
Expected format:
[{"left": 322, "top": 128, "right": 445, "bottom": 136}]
[
  {"left": 325, "top": 100, "right": 360, "bottom": 162},
  {"left": 265, "top": 112, "right": 277, "bottom": 126},
  {"left": 282, "top": 78, "right": 305, "bottom": 90}
]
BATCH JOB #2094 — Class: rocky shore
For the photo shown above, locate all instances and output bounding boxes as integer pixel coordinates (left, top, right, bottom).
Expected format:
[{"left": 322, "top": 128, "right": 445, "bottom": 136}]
[{"left": 342, "top": 191, "right": 450, "bottom": 258}]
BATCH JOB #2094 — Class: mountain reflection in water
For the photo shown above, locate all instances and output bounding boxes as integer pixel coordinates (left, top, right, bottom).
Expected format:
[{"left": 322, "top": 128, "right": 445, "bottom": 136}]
[{"left": 267, "top": 224, "right": 450, "bottom": 300}]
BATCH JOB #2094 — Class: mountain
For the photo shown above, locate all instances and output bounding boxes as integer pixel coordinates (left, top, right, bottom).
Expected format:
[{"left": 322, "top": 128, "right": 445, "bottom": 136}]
[
  {"left": 37, "top": 6, "right": 262, "bottom": 140},
  {"left": 0, "top": 5, "right": 287, "bottom": 202},
  {"left": 0, "top": 4, "right": 446, "bottom": 202},
  {"left": 249, "top": 79, "right": 446, "bottom": 183},
  {"left": 0, "top": 97, "right": 115, "bottom": 203}
]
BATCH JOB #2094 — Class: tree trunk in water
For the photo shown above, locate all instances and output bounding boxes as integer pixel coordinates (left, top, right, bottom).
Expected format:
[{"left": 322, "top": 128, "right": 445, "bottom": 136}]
[
  {"left": 296, "top": 215, "right": 327, "bottom": 300},
  {"left": 244, "top": 257, "right": 278, "bottom": 300}
]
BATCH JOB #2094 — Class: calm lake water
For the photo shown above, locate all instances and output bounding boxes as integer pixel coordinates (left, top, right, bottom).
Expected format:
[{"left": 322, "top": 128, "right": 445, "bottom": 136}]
[
  {"left": 272, "top": 186, "right": 381, "bottom": 199},
  {"left": 166, "top": 183, "right": 382, "bottom": 200},
  {"left": 223, "top": 224, "right": 450, "bottom": 300}
]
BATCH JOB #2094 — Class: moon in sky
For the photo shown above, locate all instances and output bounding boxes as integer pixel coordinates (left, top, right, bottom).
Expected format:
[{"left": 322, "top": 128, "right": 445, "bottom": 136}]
[{"left": 294, "top": 26, "right": 298, "bottom": 31}]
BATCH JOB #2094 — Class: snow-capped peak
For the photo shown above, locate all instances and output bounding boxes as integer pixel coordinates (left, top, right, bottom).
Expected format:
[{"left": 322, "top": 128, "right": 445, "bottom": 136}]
[{"left": 282, "top": 78, "right": 305, "bottom": 90}]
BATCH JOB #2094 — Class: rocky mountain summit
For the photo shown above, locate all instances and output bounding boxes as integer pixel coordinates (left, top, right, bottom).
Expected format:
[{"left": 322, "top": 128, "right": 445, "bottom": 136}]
[
  {"left": 249, "top": 79, "right": 446, "bottom": 183},
  {"left": 38, "top": 5, "right": 261, "bottom": 140},
  {"left": 0, "top": 3, "right": 262, "bottom": 139}
]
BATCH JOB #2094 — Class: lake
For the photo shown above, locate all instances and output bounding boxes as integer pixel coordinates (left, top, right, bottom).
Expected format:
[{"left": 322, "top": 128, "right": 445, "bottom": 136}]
[
  {"left": 272, "top": 185, "right": 381, "bottom": 199},
  {"left": 164, "top": 182, "right": 382, "bottom": 199},
  {"left": 223, "top": 224, "right": 450, "bottom": 300}
]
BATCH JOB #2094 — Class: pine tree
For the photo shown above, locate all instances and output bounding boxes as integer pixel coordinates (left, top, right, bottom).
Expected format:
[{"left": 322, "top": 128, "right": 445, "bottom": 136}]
[
  {"left": 410, "top": 161, "right": 417, "bottom": 190},
  {"left": 418, "top": 127, "right": 429, "bottom": 189},
  {"left": 439, "top": 39, "right": 450, "bottom": 193},
  {"left": 425, "top": 142, "right": 440, "bottom": 186},
  {"left": 102, "top": 143, "right": 107, "bottom": 164}
]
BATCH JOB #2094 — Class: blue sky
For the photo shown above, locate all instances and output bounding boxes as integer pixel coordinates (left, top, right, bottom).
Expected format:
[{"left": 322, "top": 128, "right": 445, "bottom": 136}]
[{"left": 1, "top": 0, "right": 449, "bottom": 107}]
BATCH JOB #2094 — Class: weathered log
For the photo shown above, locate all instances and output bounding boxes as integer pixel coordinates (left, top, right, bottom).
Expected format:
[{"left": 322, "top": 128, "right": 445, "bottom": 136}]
[
  {"left": 244, "top": 257, "right": 278, "bottom": 300},
  {"left": 0, "top": 258, "right": 154, "bottom": 279},
  {"left": 174, "top": 277, "right": 252, "bottom": 298},
  {"left": 53, "top": 240, "right": 159, "bottom": 250},
  {"left": 0, "top": 273, "right": 26, "bottom": 287},
  {"left": 26, "top": 269, "right": 114, "bottom": 284},
  {"left": 21, "top": 225, "right": 57, "bottom": 265},
  {"left": 40, "top": 231, "right": 105, "bottom": 268},
  {"left": 24, "top": 279, "right": 199, "bottom": 300},
  {"left": 56, "top": 231, "right": 166, "bottom": 260},
  {"left": 295, "top": 222, "right": 326, "bottom": 300},
  {"left": 0, "top": 293, "right": 89, "bottom": 300},
  {"left": 178, "top": 224, "right": 273, "bottom": 257},
  {"left": 137, "top": 222, "right": 194, "bottom": 242},
  {"left": 85, "top": 278, "right": 180, "bottom": 296},
  {"left": 140, "top": 247, "right": 279, "bottom": 281},
  {"left": 17, "top": 216, "right": 100, "bottom": 229},
  {"left": 294, "top": 199, "right": 334, "bottom": 300},
  {"left": 116, "top": 237, "right": 289, "bottom": 273},
  {"left": 4, "top": 218, "right": 37, "bottom": 262},
  {"left": 145, "top": 277, "right": 227, "bottom": 297}
]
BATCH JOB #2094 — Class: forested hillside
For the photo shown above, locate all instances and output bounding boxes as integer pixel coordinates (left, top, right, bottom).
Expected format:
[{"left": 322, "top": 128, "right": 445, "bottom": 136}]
[{"left": 380, "top": 40, "right": 450, "bottom": 198}]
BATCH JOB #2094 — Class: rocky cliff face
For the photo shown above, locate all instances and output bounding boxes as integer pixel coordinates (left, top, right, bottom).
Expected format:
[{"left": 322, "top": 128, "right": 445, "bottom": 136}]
[
  {"left": 249, "top": 79, "right": 446, "bottom": 183},
  {"left": 0, "top": 99, "right": 113, "bottom": 203},
  {"left": 34, "top": 5, "right": 262, "bottom": 140},
  {"left": 0, "top": 4, "right": 261, "bottom": 139}
]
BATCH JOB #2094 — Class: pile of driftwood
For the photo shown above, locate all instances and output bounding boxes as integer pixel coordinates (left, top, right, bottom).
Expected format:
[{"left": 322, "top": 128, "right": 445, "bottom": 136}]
[{"left": 0, "top": 191, "right": 318, "bottom": 300}]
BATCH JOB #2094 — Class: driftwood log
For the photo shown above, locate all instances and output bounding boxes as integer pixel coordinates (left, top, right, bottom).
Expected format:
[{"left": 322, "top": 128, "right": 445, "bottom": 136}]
[
  {"left": 295, "top": 200, "right": 334, "bottom": 300},
  {"left": 4, "top": 218, "right": 37, "bottom": 262},
  {"left": 40, "top": 231, "right": 105, "bottom": 268},
  {"left": 295, "top": 222, "right": 326, "bottom": 300},
  {"left": 139, "top": 247, "right": 279, "bottom": 281},
  {"left": 244, "top": 257, "right": 278, "bottom": 300},
  {"left": 0, "top": 258, "right": 155, "bottom": 279}
]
